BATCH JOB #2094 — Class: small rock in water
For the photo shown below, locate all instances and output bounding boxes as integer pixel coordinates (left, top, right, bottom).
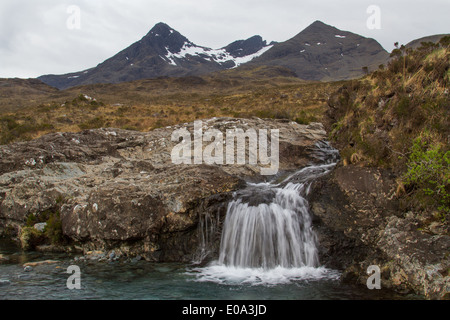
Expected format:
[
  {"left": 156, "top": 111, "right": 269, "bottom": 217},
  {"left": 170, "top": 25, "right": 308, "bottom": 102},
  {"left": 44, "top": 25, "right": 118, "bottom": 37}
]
[
  {"left": 109, "top": 251, "right": 116, "bottom": 260},
  {"left": 24, "top": 266, "right": 33, "bottom": 272},
  {"left": 0, "top": 254, "right": 9, "bottom": 262},
  {"left": 0, "top": 279, "right": 11, "bottom": 286},
  {"left": 86, "top": 251, "right": 106, "bottom": 261},
  {"left": 131, "top": 255, "right": 142, "bottom": 263},
  {"left": 23, "top": 260, "right": 59, "bottom": 267}
]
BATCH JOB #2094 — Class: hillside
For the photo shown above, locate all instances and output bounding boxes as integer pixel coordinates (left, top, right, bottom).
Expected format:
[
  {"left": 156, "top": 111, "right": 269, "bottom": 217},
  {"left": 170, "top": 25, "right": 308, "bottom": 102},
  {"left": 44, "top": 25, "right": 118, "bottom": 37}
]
[
  {"left": 0, "top": 78, "right": 59, "bottom": 113},
  {"left": 327, "top": 35, "right": 449, "bottom": 218}
]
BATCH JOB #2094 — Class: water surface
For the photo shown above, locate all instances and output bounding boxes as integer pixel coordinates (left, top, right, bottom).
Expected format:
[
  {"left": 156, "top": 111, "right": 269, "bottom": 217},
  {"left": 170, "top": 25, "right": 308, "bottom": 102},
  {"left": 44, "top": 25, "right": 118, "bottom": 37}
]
[{"left": 0, "top": 240, "right": 413, "bottom": 300}]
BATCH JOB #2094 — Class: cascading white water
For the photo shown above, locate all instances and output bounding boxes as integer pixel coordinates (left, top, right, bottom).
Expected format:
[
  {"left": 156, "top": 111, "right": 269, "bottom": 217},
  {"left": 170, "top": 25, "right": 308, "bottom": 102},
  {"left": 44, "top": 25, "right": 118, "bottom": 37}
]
[
  {"left": 218, "top": 182, "right": 318, "bottom": 269},
  {"left": 190, "top": 141, "right": 341, "bottom": 285},
  {"left": 218, "top": 162, "right": 337, "bottom": 270}
]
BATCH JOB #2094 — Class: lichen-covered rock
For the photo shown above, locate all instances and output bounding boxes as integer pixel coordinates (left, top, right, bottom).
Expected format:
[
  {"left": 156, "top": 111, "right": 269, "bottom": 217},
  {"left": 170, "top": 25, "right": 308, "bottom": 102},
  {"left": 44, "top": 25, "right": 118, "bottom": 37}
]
[{"left": 310, "top": 164, "right": 450, "bottom": 300}]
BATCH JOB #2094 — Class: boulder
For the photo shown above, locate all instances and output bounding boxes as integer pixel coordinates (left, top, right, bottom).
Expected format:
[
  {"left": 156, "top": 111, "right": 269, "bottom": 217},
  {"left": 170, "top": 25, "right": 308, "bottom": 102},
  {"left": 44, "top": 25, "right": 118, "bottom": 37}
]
[{"left": 310, "top": 164, "right": 450, "bottom": 300}]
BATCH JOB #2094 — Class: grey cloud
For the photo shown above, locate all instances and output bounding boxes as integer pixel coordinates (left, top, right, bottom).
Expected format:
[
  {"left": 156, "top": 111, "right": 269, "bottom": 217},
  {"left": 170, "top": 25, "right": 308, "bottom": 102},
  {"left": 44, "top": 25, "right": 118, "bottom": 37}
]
[{"left": 0, "top": 0, "right": 448, "bottom": 78}]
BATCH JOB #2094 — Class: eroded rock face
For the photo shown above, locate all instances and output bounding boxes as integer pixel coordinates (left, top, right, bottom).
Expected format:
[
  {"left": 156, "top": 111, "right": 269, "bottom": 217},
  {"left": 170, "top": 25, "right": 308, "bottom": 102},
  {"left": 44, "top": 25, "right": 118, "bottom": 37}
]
[
  {"left": 0, "top": 118, "right": 329, "bottom": 262},
  {"left": 310, "top": 164, "right": 450, "bottom": 300}
]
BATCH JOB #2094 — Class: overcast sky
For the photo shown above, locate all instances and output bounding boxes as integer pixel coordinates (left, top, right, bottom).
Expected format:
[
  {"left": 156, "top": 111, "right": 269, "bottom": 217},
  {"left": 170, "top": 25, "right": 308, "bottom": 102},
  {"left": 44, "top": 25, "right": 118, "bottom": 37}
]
[{"left": 0, "top": 0, "right": 449, "bottom": 78}]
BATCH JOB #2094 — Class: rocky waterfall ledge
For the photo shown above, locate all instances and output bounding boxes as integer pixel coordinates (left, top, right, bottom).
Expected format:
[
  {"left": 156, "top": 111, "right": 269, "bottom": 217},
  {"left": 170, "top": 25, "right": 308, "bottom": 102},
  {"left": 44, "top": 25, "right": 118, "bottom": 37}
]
[{"left": 0, "top": 118, "right": 328, "bottom": 262}]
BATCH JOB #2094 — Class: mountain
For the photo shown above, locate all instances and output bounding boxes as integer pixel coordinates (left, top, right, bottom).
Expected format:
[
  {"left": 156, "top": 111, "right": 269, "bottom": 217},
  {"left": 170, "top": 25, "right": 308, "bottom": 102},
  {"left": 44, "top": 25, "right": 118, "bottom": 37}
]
[
  {"left": 39, "top": 21, "right": 391, "bottom": 89},
  {"left": 247, "top": 21, "right": 390, "bottom": 81},
  {"left": 39, "top": 22, "right": 273, "bottom": 90}
]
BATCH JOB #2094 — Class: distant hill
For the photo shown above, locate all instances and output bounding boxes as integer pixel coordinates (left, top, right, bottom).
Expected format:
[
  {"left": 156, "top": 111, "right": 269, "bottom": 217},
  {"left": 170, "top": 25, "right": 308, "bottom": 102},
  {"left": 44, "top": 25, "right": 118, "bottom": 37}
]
[
  {"left": 0, "top": 78, "right": 59, "bottom": 113},
  {"left": 405, "top": 34, "right": 450, "bottom": 49}
]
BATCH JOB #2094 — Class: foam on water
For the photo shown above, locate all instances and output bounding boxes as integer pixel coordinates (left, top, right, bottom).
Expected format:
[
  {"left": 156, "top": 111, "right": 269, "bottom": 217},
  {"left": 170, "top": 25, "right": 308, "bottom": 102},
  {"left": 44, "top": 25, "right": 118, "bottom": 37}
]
[{"left": 188, "top": 264, "right": 340, "bottom": 286}]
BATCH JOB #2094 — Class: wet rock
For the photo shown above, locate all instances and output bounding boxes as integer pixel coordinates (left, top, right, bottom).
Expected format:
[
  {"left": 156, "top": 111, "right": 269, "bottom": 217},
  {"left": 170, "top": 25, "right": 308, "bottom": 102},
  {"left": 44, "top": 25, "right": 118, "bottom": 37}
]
[
  {"left": 84, "top": 251, "right": 106, "bottom": 261},
  {"left": 109, "top": 251, "right": 116, "bottom": 260},
  {"left": 74, "top": 256, "right": 86, "bottom": 263},
  {"left": 23, "top": 266, "right": 33, "bottom": 272},
  {"left": 341, "top": 265, "right": 361, "bottom": 284},
  {"left": 0, "top": 254, "right": 9, "bottom": 262},
  {"left": 0, "top": 279, "right": 11, "bottom": 286},
  {"left": 131, "top": 255, "right": 142, "bottom": 263},
  {"left": 310, "top": 163, "right": 450, "bottom": 300},
  {"left": 23, "top": 260, "right": 59, "bottom": 267}
]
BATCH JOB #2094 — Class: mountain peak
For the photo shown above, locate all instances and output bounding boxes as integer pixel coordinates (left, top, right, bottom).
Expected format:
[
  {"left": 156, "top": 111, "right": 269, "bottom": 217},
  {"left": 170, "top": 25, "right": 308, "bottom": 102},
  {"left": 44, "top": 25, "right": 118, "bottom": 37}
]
[
  {"left": 310, "top": 20, "right": 327, "bottom": 27},
  {"left": 303, "top": 20, "right": 336, "bottom": 33},
  {"left": 247, "top": 20, "right": 389, "bottom": 82},
  {"left": 140, "top": 22, "right": 191, "bottom": 55},
  {"left": 223, "top": 35, "right": 268, "bottom": 58},
  {"left": 151, "top": 22, "right": 172, "bottom": 31},
  {"left": 146, "top": 22, "right": 177, "bottom": 38}
]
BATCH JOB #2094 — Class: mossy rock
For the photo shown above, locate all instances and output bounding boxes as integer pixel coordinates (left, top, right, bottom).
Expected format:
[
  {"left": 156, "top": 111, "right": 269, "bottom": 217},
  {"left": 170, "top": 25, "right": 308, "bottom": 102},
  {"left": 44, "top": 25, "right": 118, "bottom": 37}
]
[{"left": 19, "top": 227, "right": 45, "bottom": 251}]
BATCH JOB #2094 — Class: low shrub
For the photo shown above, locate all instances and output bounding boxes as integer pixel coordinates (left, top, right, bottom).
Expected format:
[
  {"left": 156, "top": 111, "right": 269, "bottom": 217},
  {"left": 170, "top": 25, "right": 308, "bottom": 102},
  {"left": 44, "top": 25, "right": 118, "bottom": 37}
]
[{"left": 403, "top": 134, "right": 450, "bottom": 217}]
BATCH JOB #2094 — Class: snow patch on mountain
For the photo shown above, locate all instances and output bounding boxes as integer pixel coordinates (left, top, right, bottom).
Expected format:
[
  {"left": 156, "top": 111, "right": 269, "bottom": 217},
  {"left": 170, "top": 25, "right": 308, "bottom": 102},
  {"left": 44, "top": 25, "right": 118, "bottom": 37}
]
[
  {"left": 165, "top": 41, "right": 273, "bottom": 68},
  {"left": 231, "top": 45, "right": 273, "bottom": 67}
]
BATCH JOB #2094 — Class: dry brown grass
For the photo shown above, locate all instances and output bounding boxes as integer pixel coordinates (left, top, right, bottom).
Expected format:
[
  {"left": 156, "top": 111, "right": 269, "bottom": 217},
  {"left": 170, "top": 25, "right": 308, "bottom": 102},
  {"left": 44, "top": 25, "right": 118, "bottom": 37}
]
[
  {"left": 0, "top": 69, "right": 345, "bottom": 144},
  {"left": 330, "top": 45, "right": 449, "bottom": 168}
]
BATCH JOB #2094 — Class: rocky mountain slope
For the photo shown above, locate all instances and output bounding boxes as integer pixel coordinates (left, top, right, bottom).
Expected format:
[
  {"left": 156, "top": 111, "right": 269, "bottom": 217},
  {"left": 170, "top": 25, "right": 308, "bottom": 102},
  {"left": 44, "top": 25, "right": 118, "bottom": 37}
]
[
  {"left": 248, "top": 20, "right": 389, "bottom": 81},
  {"left": 38, "top": 23, "right": 273, "bottom": 90}
]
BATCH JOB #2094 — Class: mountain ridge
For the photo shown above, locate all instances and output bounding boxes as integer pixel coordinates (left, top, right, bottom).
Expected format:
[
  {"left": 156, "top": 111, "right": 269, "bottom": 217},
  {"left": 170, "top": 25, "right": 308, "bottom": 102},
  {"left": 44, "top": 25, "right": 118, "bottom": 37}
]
[
  {"left": 39, "top": 22, "right": 274, "bottom": 89},
  {"left": 37, "top": 21, "right": 444, "bottom": 89}
]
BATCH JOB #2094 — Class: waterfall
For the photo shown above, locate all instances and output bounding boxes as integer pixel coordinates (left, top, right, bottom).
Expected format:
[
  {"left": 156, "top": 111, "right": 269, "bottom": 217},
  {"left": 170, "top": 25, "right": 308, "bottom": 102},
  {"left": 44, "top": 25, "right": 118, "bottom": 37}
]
[
  {"left": 218, "top": 186, "right": 316, "bottom": 269},
  {"left": 190, "top": 141, "right": 340, "bottom": 285},
  {"left": 218, "top": 164, "right": 336, "bottom": 269},
  {"left": 193, "top": 209, "right": 221, "bottom": 264}
]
